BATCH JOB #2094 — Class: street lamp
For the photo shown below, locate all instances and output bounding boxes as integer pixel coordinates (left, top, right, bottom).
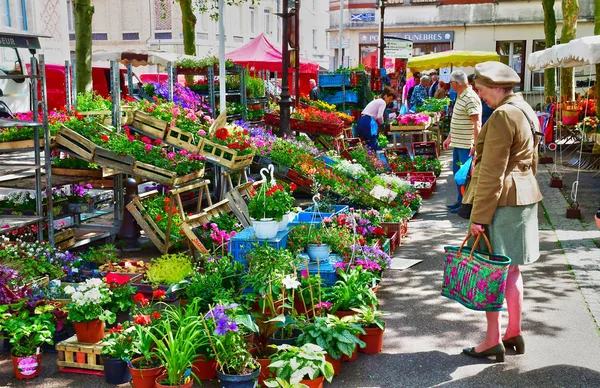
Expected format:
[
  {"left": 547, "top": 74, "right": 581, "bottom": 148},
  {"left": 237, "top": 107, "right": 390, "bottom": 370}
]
[{"left": 375, "top": 0, "right": 386, "bottom": 69}]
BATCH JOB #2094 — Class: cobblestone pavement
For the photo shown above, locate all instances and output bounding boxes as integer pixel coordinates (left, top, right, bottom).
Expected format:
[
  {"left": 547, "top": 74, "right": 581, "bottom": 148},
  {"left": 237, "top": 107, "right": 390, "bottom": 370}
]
[{"left": 1, "top": 151, "right": 599, "bottom": 387}]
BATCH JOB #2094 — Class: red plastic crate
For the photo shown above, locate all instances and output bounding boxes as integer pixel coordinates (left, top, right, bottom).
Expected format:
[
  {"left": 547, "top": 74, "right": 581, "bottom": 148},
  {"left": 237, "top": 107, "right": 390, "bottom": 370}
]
[
  {"left": 387, "top": 230, "right": 399, "bottom": 253},
  {"left": 285, "top": 169, "right": 313, "bottom": 188},
  {"left": 384, "top": 146, "right": 410, "bottom": 159},
  {"left": 412, "top": 141, "right": 438, "bottom": 158}
]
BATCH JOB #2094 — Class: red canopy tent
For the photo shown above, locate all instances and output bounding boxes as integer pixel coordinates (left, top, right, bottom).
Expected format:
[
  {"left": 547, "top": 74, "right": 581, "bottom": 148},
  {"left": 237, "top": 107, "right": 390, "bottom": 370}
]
[{"left": 226, "top": 33, "right": 320, "bottom": 74}]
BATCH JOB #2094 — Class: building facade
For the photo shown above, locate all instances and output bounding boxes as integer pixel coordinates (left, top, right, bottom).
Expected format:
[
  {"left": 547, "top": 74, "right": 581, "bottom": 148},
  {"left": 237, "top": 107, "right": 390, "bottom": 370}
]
[
  {"left": 328, "top": 0, "right": 595, "bottom": 94},
  {"left": 65, "top": 0, "right": 330, "bottom": 69}
]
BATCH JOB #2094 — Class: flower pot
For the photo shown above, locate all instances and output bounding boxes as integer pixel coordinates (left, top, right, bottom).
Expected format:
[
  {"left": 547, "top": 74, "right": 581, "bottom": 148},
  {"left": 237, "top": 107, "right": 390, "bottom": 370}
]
[
  {"left": 73, "top": 319, "right": 105, "bottom": 343},
  {"left": 269, "top": 328, "right": 302, "bottom": 346},
  {"left": 252, "top": 218, "right": 279, "bottom": 239},
  {"left": 595, "top": 215, "right": 600, "bottom": 229},
  {"left": 11, "top": 353, "right": 42, "bottom": 379},
  {"left": 300, "top": 375, "right": 325, "bottom": 388},
  {"left": 192, "top": 355, "right": 218, "bottom": 380},
  {"left": 277, "top": 213, "right": 291, "bottom": 231},
  {"left": 306, "top": 244, "right": 331, "bottom": 262},
  {"left": 129, "top": 357, "right": 165, "bottom": 388},
  {"left": 341, "top": 344, "right": 358, "bottom": 362},
  {"left": 324, "top": 354, "right": 341, "bottom": 376},
  {"left": 156, "top": 372, "right": 193, "bottom": 388},
  {"left": 216, "top": 366, "right": 261, "bottom": 388},
  {"left": 334, "top": 310, "right": 359, "bottom": 319},
  {"left": 103, "top": 356, "right": 131, "bottom": 385},
  {"left": 359, "top": 327, "right": 385, "bottom": 354},
  {"left": 257, "top": 358, "right": 274, "bottom": 387}
]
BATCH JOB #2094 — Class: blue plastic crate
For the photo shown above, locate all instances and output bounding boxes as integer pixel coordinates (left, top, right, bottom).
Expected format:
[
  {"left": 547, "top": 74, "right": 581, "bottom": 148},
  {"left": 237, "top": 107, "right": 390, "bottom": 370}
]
[
  {"left": 288, "top": 205, "right": 349, "bottom": 227},
  {"left": 322, "top": 91, "right": 358, "bottom": 105},
  {"left": 318, "top": 74, "right": 350, "bottom": 87},
  {"left": 297, "top": 254, "right": 342, "bottom": 287},
  {"left": 229, "top": 227, "right": 290, "bottom": 265},
  {"left": 316, "top": 155, "right": 338, "bottom": 168}
]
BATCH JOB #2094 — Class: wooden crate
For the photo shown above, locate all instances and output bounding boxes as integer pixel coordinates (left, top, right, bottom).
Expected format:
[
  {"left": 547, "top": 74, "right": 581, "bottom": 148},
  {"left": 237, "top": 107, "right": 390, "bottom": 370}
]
[
  {"left": 51, "top": 167, "right": 103, "bottom": 178},
  {"left": 132, "top": 161, "right": 205, "bottom": 186},
  {"left": 55, "top": 126, "right": 97, "bottom": 161},
  {"left": 126, "top": 191, "right": 171, "bottom": 253},
  {"left": 198, "top": 138, "right": 254, "bottom": 170},
  {"left": 93, "top": 147, "right": 135, "bottom": 175},
  {"left": 132, "top": 111, "right": 169, "bottom": 140},
  {"left": 56, "top": 334, "right": 107, "bottom": 372},
  {"left": 0, "top": 137, "right": 52, "bottom": 150},
  {"left": 164, "top": 126, "right": 202, "bottom": 152},
  {"left": 55, "top": 228, "right": 76, "bottom": 250}
]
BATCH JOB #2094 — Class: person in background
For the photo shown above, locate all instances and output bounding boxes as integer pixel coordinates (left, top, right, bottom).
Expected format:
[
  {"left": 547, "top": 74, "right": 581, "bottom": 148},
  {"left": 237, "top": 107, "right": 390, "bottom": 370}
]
[
  {"left": 404, "top": 71, "right": 421, "bottom": 106},
  {"left": 309, "top": 79, "right": 320, "bottom": 101},
  {"left": 443, "top": 70, "right": 481, "bottom": 212},
  {"left": 429, "top": 73, "right": 439, "bottom": 97},
  {"left": 434, "top": 81, "right": 447, "bottom": 99},
  {"left": 468, "top": 73, "right": 494, "bottom": 126},
  {"left": 357, "top": 86, "right": 398, "bottom": 150},
  {"left": 410, "top": 76, "right": 430, "bottom": 110},
  {"left": 462, "top": 61, "right": 542, "bottom": 363}
]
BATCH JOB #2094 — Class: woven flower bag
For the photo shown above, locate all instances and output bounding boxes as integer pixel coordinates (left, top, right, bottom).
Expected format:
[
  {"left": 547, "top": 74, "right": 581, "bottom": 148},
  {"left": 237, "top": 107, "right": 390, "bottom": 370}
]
[{"left": 442, "top": 233, "right": 511, "bottom": 311}]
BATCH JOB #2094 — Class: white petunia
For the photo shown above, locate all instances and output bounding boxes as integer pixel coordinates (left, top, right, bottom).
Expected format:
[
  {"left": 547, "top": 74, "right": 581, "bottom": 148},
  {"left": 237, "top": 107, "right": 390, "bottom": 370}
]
[
  {"left": 282, "top": 275, "right": 301, "bottom": 290},
  {"left": 64, "top": 285, "right": 76, "bottom": 295}
]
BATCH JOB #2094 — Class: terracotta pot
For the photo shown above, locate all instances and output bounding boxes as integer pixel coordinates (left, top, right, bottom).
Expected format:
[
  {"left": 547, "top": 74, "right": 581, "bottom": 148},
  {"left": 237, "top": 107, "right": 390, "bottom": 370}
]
[
  {"left": 192, "top": 355, "right": 218, "bottom": 380},
  {"left": 155, "top": 372, "right": 193, "bottom": 388},
  {"left": 129, "top": 357, "right": 165, "bottom": 388},
  {"left": 334, "top": 310, "right": 359, "bottom": 319},
  {"left": 11, "top": 353, "right": 42, "bottom": 379},
  {"left": 595, "top": 215, "right": 600, "bottom": 229},
  {"left": 300, "top": 375, "right": 325, "bottom": 388},
  {"left": 257, "top": 358, "right": 274, "bottom": 386},
  {"left": 324, "top": 354, "right": 341, "bottom": 376},
  {"left": 359, "top": 327, "right": 384, "bottom": 354},
  {"left": 341, "top": 344, "right": 358, "bottom": 362},
  {"left": 73, "top": 319, "right": 105, "bottom": 343}
]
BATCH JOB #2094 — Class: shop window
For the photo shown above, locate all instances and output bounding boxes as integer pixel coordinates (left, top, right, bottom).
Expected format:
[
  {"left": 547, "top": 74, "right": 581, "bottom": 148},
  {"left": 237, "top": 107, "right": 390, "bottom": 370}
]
[
  {"left": 264, "top": 9, "right": 271, "bottom": 35},
  {"left": 496, "top": 40, "right": 525, "bottom": 91},
  {"left": 531, "top": 40, "right": 545, "bottom": 91}
]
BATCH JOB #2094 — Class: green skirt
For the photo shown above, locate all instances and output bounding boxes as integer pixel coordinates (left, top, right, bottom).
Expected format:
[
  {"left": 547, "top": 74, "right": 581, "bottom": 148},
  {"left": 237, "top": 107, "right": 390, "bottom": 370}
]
[{"left": 471, "top": 204, "right": 540, "bottom": 265}]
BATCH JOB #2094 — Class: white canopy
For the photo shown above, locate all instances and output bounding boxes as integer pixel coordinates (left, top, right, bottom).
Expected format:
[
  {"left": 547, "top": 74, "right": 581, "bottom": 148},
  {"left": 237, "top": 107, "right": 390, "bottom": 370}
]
[
  {"left": 528, "top": 35, "right": 600, "bottom": 70},
  {"left": 92, "top": 50, "right": 198, "bottom": 67}
]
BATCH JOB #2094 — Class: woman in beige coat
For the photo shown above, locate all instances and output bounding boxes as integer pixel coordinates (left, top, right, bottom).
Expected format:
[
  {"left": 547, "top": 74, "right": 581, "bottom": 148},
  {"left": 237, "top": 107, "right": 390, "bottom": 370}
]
[{"left": 461, "top": 62, "right": 543, "bottom": 362}]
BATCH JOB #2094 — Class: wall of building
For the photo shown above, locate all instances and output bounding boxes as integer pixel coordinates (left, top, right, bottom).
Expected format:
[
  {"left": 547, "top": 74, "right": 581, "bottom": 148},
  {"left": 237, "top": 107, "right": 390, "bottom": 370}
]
[{"left": 66, "top": 0, "right": 330, "bottom": 70}]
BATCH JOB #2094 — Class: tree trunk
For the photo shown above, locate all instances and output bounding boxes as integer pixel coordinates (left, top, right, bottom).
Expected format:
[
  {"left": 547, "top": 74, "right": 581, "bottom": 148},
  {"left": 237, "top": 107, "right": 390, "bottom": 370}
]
[
  {"left": 179, "top": 0, "right": 197, "bottom": 85},
  {"left": 560, "top": 0, "right": 579, "bottom": 100},
  {"left": 542, "top": 0, "right": 556, "bottom": 104},
  {"left": 73, "top": 0, "right": 95, "bottom": 94},
  {"left": 595, "top": 0, "right": 600, "bottom": 114}
]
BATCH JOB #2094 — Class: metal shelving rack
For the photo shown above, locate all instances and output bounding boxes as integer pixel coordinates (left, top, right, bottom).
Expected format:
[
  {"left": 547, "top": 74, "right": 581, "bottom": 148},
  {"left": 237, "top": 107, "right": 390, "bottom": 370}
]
[
  {"left": 207, "top": 64, "right": 247, "bottom": 121},
  {"left": 0, "top": 51, "right": 54, "bottom": 244}
]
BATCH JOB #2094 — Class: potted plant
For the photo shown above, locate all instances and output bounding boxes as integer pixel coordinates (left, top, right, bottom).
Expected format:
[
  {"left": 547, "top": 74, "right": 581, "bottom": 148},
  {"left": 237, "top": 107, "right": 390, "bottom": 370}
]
[
  {"left": 296, "top": 315, "right": 365, "bottom": 376},
  {"left": 350, "top": 305, "right": 387, "bottom": 354},
  {"left": 324, "top": 267, "right": 378, "bottom": 318},
  {"left": 128, "top": 319, "right": 165, "bottom": 388},
  {"left": 287, "top": 224, "right": 331, "bottom": 262},
  {"left": 144, "top": 303, "right": 209, "bottom": 388},
  {"left": 265, "top": 344, "right": 334, "bottom": 388},
  {"left": 101, "top": 322, "right": 135, "bottom": 384},
  {"left": 138, "top": 254, "right": 195, "bottom": 302},
  {"left": 78, "top": 244, "right": 117, "bottom": 270},
  {"left": 104, "top": 272, "right": 137, "bottom": 327},
  {"left": 248, "top": 181, "right": 294, "bottom": 239},
  {"left": 66, "top": 183, "right": 95, "bottom": 213},
  {"left": 0, "top": 304, "right": 56, "bottom": 380},
  {"left": 64, "top": 278, "right": 116, "bottom": 343},
  {"left": 201, "top": 303, "right": 261, "bottom": 388}
]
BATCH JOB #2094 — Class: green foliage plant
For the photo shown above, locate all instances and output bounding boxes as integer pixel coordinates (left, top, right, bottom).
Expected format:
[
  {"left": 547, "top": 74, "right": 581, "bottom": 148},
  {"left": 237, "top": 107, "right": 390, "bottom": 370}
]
[
  {"left": 145, "top": 254, "right": 194, "bottom": 286},
  {"left": 350, "top": 305, "right": 387, "bottom": 330},
  {"left": 324, "top": 268, "right": 378, "bottom": 312},
  {"left": 297, "top": 315, "right": 365, "bottom": 360},
  {"left": 76, "top": 91, "right": 112, "bottom": 112},
  {"left": 0, "top": 304, "right": 56, "bottom": 357},
  {"left": 79, "top": 244, "right": 118, "bottom": 264},
  {"left": 265, "top": 343, "right": 334, "bottom": 386},
  {"left": 101, "top": 322, "right": 135, "bottom": 360}
]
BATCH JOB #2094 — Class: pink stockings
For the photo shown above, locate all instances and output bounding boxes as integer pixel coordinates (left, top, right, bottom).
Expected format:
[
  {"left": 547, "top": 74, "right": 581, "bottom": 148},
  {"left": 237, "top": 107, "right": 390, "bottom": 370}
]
[{"left": 475, "top": 265, "right": 523, "bottom": 352}]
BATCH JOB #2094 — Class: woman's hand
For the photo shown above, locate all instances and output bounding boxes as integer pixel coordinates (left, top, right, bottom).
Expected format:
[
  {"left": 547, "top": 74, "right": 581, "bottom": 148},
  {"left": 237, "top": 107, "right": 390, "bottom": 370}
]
[{"left": 470, "top": 223, "right": 485, "bottom": 236}]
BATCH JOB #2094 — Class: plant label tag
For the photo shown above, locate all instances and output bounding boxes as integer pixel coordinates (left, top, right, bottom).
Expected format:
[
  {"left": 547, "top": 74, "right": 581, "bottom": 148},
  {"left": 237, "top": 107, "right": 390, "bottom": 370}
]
[{"left": 370, "top": 185, "right": 397, "bottom": 203}]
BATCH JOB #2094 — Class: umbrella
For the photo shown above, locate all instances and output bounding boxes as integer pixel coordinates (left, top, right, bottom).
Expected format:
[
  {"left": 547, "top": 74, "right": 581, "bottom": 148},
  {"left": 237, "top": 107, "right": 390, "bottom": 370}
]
[
  {"left": 92, "top": 50, "right": 199, "bottom": 67},
  {"left": 407, "top": 50, "right": 500, "bottom": 72},
  {"left": 528, "top": 35, "right": 600, "bottom": 70}
]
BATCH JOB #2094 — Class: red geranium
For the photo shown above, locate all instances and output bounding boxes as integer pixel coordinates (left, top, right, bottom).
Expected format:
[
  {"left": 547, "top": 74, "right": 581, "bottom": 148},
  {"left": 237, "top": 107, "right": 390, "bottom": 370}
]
[
  {"left": 100, "top": 134, "right": 109, "bottom": 142},
  {"left": 133, "top": 314, "right": 152, "bottom": 325},
  {"left": 108, "top": 325, "right": 123, "bottom": 334},
  {"left": 105, "top": 273, "right": 130, "bottom": 286},
  {"left": 215, "top": 127, "right": 229, "bottom": 141},
  {"left": 133, "top": 292, "right": 149, "bottom": 307},
  {"left": 152, "top": 289, "right": 166, "bottom": 300},
  {"left": 152, "top": 311, "right": 162, "bottom": 319}
]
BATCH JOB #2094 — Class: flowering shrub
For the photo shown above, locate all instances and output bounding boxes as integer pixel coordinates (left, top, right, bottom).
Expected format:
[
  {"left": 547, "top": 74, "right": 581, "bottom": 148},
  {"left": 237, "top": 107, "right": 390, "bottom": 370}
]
[
  {"left": 101, "top": 322, "right": 135, "bottom": 359},
  {"left": 134, "top": 99, "right": 212, "bottom": 140},
  {"left": 386, "top": 154, "right": 415, "bottom": 172},
  {"left": 64, "top": 278, "right": 116, "bottom": 323},
  {"left": 0, "top": 108, "right": 70, "bottom": 142}
]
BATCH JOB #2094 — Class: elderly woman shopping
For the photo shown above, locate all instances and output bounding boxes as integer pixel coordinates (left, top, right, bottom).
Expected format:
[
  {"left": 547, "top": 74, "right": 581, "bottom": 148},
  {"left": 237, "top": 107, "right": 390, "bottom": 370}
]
[{"left": 461, "top": 62, "right": 543, "bottom": 362}]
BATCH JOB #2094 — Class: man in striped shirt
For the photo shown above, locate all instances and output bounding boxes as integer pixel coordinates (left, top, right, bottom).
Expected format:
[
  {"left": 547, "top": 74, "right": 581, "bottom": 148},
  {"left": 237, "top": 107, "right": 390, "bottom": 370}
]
[{"left": 443, "top": 70, "right": 482, "bottom": 212}]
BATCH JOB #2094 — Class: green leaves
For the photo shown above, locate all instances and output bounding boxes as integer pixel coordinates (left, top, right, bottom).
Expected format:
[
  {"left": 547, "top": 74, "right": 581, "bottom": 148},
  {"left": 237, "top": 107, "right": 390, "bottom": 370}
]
[{"left": 267, "top": 343, "right": 334, "bottom": 385}]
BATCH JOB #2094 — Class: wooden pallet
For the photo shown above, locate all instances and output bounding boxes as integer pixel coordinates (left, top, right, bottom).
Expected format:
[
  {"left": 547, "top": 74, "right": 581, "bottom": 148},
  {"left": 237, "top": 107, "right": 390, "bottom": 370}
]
[
  {"left": 132, "top": 111, "right": 169, "bottom": 140},
  {"left": 56, "top": 334, "right": 107, "bottom": 372},
  {"left": 55, "top": 126, "right": 97, "bottom": 161},
  {"left": 197, "top": 138, "right": 254, "bottom": 171}
]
